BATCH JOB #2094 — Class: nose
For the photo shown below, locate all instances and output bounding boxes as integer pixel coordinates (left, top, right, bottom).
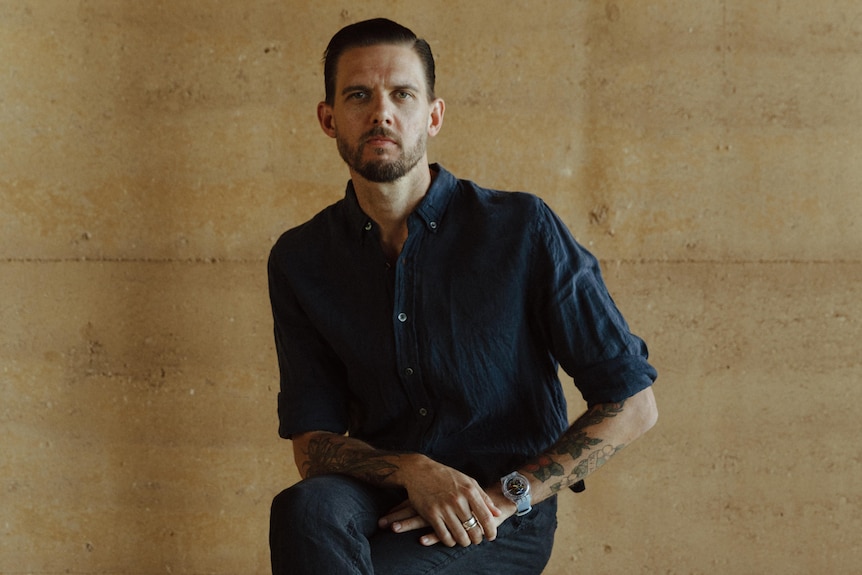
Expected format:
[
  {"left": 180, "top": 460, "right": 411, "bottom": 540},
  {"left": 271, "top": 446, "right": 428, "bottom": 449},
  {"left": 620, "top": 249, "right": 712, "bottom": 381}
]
[{"left": 370, "top": 93, "right": 393, "bottom": 125}]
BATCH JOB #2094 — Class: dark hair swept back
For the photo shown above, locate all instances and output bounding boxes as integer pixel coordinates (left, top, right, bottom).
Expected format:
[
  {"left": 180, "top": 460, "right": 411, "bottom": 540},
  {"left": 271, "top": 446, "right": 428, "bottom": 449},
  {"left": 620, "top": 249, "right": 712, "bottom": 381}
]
[{"left": 323, "top": 18, "right": 436, "bottom": 105}]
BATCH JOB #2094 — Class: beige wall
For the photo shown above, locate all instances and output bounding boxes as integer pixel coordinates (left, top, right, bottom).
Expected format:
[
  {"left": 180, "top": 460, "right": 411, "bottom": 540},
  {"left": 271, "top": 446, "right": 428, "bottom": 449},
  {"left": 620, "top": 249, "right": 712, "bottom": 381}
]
[{"left": 2, "top": 1, "right": 860, "bottom": 573}]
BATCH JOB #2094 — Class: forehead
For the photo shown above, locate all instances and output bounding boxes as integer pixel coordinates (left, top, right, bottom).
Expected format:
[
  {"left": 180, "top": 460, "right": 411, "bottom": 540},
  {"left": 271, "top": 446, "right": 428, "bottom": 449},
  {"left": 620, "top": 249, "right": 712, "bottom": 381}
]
[{"left": 335, "top": 43, "right": 427, "bottom": 91}]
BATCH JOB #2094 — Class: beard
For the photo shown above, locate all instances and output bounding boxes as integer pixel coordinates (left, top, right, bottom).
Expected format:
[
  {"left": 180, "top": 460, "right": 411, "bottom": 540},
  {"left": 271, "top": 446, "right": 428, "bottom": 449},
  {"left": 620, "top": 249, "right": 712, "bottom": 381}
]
[{"left": 336, "top": 127, "right": 426, "bottom": 183}]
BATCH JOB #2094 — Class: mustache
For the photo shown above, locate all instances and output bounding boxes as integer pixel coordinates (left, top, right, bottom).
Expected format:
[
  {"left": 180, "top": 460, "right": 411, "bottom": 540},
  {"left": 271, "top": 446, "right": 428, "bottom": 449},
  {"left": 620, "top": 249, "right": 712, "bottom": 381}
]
[{"left": 363, "top": 127, "right": 399, "bottom": 142}]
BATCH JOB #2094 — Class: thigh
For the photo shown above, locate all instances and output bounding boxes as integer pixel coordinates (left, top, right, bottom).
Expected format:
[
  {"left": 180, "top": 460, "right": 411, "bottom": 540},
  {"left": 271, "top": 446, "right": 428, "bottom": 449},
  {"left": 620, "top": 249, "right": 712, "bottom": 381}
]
[
  {"left": 270, "top": 475, "right": 405, "bottom": 575},
  {"left": 271, "top": 474, "right": 404, "bottom": 536},
  {"left": 371, "top": 496, "right": 558, "bottom": 575}
]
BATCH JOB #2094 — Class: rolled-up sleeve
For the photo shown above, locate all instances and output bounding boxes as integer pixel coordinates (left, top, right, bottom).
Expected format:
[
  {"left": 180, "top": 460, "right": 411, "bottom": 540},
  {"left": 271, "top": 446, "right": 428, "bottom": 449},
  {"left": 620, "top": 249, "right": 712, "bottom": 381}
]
[
  {"left": 531, "top": 202, "right": 657, "bottom": 406},
  {"left": 268, "top": 245, "right": 349, "bottom": 439}
]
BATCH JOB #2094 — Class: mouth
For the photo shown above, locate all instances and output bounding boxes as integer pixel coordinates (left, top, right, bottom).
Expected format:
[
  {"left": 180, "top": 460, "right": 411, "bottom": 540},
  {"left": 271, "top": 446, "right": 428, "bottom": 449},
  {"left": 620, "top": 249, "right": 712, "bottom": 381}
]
[
  {"left": 366, "top": 137, "right": 397, "bottom": 147},
  {"left": 364, "top": 129, "right": 399, "bottom": 148}
]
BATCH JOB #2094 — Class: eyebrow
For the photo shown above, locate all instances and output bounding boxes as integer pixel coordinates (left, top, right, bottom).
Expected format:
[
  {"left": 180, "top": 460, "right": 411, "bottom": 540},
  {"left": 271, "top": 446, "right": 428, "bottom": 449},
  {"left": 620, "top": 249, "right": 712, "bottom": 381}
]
[
  {"left": 340, "top": 83, "right": 422, "bottom": 96},
  {"left": 341, "top": 85, "right": 369, "bottom": 96}
]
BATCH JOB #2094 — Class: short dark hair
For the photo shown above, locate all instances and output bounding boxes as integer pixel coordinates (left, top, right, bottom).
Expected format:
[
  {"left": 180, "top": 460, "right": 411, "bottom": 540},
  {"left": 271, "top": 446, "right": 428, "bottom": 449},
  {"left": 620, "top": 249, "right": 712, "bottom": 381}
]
[{"left": 323, "top": 18, "right": 436, "bottom": 105}]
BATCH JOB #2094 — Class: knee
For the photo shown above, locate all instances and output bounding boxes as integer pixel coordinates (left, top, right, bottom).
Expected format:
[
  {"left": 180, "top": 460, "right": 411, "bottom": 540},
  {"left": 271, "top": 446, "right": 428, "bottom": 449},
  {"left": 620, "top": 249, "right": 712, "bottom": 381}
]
[
  {"left": 270, "top": 478, "right": 325, "bottom": 533},
  {"left": 270, "top": 476, "right": 395, "bottom": 575},
  {"left": 270, "top": 475, "right": 375, "bottom": 534}
]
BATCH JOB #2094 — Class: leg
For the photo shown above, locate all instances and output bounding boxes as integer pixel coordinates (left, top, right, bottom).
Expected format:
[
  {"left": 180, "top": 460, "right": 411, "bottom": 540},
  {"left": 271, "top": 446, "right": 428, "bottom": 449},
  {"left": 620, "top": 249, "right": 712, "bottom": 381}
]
[
  {"left": 269, "top": 475, "right": 404, "bottom": 575},
  {"left": 371, "top": 496, "right": 558, "bottom": 575}
]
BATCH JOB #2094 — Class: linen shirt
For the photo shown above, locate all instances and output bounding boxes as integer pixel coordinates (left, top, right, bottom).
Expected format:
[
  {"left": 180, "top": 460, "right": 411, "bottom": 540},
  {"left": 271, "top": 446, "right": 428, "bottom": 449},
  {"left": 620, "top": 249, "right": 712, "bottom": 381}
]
[{"left": 268, "top": 164, "right": 657, "bottom": 485}]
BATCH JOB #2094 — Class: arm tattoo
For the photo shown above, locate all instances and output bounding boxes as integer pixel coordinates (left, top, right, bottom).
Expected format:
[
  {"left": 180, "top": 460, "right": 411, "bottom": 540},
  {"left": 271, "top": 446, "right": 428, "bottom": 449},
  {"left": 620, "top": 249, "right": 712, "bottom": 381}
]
[
  {"left": 525, "top": 400, "right": 628, "bottom": 493},
  {"left": 302, "top": 435, "right": 400, "bottom": 483}
]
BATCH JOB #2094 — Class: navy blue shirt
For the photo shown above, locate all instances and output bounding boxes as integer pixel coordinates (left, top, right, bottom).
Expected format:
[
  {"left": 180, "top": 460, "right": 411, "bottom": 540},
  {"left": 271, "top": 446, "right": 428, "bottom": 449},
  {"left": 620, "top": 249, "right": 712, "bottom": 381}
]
[{"left": 268, "top": 165, "right": 657, "bottom": 485}]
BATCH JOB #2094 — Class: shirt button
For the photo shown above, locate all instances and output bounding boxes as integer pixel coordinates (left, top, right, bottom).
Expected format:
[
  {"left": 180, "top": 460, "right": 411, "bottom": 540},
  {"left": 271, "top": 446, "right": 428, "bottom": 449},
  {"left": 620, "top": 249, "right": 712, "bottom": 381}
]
[
  {"left": 364, "top": 221, "right": 372, "bottom": 231},
  {"left": 418, "top": 408, "right": 428, "bottom": 416},
  {"left": 404, "top": 367, "right": 414, "bottom": 376},
  {"left": 429, "top": 221, "right": 438, "bottom": 229},
  {"left": 397, "top": 312, "right": 407, "bottom": 322}
]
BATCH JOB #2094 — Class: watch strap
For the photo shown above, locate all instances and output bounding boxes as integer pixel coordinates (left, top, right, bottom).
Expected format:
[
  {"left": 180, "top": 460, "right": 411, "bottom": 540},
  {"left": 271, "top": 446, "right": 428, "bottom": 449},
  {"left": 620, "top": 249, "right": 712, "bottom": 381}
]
[{"left": 514, "top": 497, "right": 532, "bottom": 516}]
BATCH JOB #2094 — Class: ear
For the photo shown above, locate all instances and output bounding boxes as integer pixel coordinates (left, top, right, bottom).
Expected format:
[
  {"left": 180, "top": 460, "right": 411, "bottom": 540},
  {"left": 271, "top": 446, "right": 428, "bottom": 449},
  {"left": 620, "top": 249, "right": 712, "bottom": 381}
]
[
  {"left": 427, "top": 98, "right": 445, "bottom": 137},
  {"left": 317, "top": 101, "right": 337, "bottom": 138}
]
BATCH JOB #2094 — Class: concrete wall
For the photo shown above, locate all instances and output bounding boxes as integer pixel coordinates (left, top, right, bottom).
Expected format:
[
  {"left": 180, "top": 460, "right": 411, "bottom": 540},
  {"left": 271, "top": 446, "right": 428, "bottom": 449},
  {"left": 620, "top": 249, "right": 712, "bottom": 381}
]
[{"left": 2, "top": 1, "right": 859, "bottom": 573}]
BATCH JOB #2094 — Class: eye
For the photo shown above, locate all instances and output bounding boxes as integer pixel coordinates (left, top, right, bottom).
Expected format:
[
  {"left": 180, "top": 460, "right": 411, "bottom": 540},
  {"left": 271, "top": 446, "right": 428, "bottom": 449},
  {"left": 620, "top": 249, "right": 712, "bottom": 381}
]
[
  {"left": 395, "top": 91, "right": 413, "bottom": 100},
  {"left": 347, "top": 91, "right": 368, "bottom": 101}
]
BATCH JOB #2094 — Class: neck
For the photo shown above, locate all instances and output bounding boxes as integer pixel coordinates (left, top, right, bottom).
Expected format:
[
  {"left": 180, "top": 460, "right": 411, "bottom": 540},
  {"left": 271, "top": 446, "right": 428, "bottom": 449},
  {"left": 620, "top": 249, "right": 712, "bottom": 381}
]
[{"left": 351, "top": 164, "right": 434, "bottom": 262}]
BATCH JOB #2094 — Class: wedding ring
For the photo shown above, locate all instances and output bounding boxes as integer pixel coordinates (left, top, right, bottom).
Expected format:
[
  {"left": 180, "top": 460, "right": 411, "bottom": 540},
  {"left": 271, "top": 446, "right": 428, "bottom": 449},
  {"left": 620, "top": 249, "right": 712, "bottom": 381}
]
[{"left": 462, "top": 515, "right": 479, "bottom": 530}]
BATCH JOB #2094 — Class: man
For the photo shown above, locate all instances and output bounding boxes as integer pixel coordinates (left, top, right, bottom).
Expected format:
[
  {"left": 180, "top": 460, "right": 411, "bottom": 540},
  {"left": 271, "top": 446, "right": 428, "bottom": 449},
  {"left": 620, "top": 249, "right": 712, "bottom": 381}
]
[{"left": 268, "top": 18, "right": 658, "bottom": 575}]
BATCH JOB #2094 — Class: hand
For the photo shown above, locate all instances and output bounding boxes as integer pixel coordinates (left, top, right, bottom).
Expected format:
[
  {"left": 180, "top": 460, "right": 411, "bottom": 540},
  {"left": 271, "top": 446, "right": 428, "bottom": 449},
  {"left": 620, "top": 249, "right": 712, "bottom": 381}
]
[
  {"left": 380, "top": 493, "right": 516, "bottom": 546},
  {"left": 377, "top": 457, "right": 515, "bottom": 547}
]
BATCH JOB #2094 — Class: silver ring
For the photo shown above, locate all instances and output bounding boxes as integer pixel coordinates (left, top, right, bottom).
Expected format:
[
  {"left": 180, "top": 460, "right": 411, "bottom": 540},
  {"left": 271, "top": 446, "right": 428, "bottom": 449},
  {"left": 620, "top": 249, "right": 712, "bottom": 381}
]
[{"left": 462, "top": 515, "right": 479, "bottom": 530}]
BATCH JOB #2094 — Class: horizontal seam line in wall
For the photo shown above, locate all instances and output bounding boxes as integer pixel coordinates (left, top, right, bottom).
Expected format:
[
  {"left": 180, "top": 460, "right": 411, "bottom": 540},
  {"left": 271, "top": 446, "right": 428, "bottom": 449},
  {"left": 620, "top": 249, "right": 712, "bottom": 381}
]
[
  {"left": 603, "top": 258, "right": 862, "bottom": 265},
  {"left": 0, "top": 257, "right": 265, "bottom": 264},
  {"left": 2, "top": 258, "right": 862, "bottom": 265}
]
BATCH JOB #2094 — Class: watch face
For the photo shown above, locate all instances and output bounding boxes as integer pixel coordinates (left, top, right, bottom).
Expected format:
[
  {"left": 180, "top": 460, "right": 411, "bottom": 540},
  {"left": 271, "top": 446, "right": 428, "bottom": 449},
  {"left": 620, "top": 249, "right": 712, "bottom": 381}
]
[{"left": 506, "top": 476, "right": 528, "bottom": 496}]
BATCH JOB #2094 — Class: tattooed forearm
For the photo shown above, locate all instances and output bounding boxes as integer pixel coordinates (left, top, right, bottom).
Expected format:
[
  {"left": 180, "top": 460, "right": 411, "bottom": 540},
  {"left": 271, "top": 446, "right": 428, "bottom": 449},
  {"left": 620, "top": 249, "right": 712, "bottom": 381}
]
[
  {"left": 525, "top": 400, "right": 628, "bottom": 492},
  {"left": 573, "top": 444, "right": 622, "bottom": 479},
  {"left": 302, "top": 435, "right": 401, "bottom": 483},
  {"left": 579, "top": 400, "right": 627, "bottom": 427},
  {"left": 553, "top": 429, "right": 602, "bottom": 460},
  {"left": 552, "top": 400, "right": 626, "bottom": 459},
  {"left": 547, "top": 443, "right": 625, "bottom": 493}
]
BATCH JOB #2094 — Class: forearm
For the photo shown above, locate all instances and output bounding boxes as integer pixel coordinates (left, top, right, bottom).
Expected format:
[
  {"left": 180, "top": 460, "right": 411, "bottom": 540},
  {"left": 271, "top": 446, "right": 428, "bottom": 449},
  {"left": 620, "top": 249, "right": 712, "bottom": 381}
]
[
  {"left": 297, "top": 430, "right": 504, "bottom": 548},
  {"left": 522, "top": 386, "right": 658, "bottom": 504},
  {"left": 293, "top": 430, "right": 424, "bottom": 488}
]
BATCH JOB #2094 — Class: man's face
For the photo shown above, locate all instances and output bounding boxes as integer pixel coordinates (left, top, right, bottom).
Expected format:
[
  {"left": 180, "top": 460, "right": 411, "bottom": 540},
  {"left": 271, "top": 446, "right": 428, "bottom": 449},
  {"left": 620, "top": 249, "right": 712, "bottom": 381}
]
[{"left": 318, "top": 43, "right": 443, "bottom": 183}]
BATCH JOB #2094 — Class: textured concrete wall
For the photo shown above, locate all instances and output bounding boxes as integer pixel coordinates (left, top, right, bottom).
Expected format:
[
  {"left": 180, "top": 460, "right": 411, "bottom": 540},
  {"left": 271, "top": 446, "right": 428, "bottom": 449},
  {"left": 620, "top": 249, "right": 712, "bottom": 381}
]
[{"left": 2, "top": 1, "right": 860, "bottom": 573}]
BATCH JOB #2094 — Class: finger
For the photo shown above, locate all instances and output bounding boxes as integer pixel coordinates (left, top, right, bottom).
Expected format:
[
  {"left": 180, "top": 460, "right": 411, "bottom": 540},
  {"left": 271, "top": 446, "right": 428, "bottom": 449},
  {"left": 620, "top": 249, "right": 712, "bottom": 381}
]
[
  {"left": 444, "top": 510, "right": 474, "bottom": 548},
  {"left": 428, "top": 515, "right": 457, "bottom": 548},
  {"left": 474, "top": 491, "right": 500, "bottom": 541},
  {"left": 378, "top": 504, "right": 418, "bottom": 528},
  {"left": 419, "top": 532, "right": 440, "bottom": 546},
  {"left": 461, "top": 513, "right": 484, "bottom": 545},
  {"left": 389, "top": 514, "right": 430, "bottom": 534},
  {"left": 484, "top": 491, "right": 502, "bottom": 517}
]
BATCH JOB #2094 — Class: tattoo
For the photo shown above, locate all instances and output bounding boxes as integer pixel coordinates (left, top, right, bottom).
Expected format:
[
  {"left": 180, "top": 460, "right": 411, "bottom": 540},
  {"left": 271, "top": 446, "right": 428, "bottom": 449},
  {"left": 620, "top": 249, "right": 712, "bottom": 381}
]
[
  {"left": 552, "top": 401, "right": 625, "bottom": 459},
  {"left": 302, "top": 436, "right": 400, "bottom": 483},
  {"left": 552, "top": 429, "right": 603, "bottom": 460},
  {"left": 524, "top": 454, "right": 566, "bottom": 481},
  {"left": 525, "top": 400, "right": 628, "bottom": 492},
  {"left": 563, "top": 444, "right": 624, "bottom": 490},
  {"left": 580, "top": 400, "right": 626, "bottom": 426}
]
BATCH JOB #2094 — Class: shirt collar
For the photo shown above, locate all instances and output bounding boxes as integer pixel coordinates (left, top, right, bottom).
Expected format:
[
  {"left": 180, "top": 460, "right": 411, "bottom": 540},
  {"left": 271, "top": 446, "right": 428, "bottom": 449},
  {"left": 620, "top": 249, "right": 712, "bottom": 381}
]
[
  {"left": 342, "top": 163, "right": 457, "bottom": 242},
  {"left": 414, "top": 163, "right": 456, "bottom": 233}
]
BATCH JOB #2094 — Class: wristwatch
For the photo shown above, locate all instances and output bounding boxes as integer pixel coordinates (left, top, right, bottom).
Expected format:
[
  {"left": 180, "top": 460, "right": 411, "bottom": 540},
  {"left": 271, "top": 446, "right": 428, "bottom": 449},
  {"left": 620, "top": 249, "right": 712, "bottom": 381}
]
[{"left": 501, "top": 471, "right": 532, "bottom": 516}]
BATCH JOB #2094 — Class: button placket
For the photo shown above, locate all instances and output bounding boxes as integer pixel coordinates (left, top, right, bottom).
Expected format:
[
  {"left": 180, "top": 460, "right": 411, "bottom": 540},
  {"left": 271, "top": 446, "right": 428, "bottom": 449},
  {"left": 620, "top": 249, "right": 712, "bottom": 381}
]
[{"left": 391, "top": 219, "right": 434, "bottom": 441}]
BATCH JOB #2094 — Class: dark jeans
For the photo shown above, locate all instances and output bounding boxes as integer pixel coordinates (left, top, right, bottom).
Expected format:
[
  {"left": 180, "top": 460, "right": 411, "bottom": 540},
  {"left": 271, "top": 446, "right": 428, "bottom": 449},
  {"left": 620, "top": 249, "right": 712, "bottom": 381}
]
[{"left": 270, "top": 475, "right": 558, "bottom": 575}]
